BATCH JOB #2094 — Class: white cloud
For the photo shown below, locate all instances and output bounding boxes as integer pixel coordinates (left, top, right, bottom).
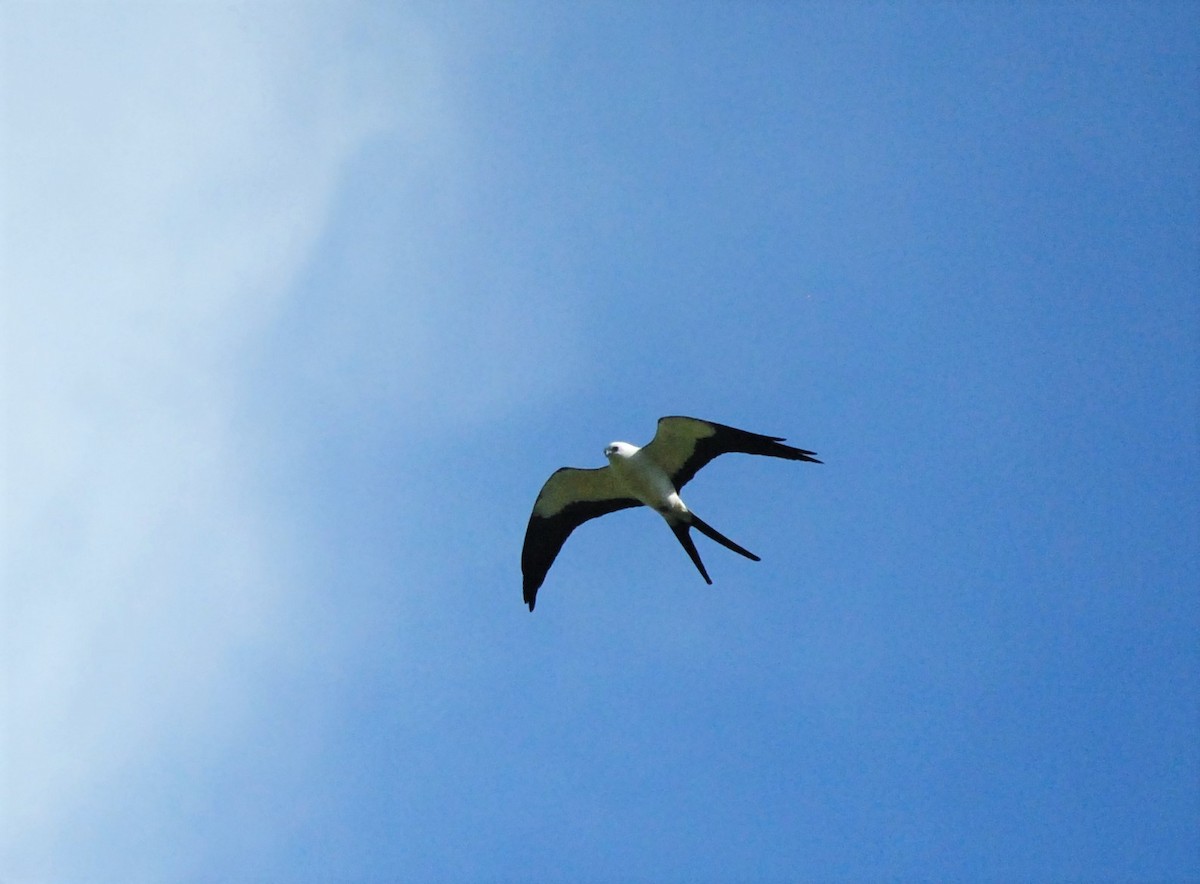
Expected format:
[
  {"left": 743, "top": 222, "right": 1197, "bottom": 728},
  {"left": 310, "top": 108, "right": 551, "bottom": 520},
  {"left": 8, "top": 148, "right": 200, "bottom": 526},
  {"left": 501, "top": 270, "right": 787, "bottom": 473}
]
[{"left": 1, "top": 5, "right": 445, "bottom": 878}]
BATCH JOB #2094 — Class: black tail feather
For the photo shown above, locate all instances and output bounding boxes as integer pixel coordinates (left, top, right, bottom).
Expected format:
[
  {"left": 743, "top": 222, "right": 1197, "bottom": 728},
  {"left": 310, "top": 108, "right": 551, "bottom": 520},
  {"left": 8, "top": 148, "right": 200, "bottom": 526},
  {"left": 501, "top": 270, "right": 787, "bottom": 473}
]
[
  {"left": 670, "top": 523, "right": 712, "bottom": 584},
  {"left": 690, "top": 514, "right": 760, "bottom": 561}
]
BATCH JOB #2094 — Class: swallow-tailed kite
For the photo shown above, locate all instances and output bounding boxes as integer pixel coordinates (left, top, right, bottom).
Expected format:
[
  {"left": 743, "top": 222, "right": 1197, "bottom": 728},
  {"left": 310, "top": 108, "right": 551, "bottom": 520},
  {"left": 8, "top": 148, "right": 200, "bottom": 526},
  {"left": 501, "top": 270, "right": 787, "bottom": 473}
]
[{"left": 521, "top": 416, "right": 822, "bottom": 611}]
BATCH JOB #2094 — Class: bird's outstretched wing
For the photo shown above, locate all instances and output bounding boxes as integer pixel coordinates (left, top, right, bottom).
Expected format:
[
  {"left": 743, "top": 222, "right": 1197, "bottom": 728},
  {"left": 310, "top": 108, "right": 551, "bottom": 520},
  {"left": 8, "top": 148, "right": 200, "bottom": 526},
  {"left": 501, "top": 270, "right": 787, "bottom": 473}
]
[
  {"left": 641, "top": 416, "right": 822, "bottom": 490},
  {"left": 521, "top": 466, "right": 640, "bottom": 611}
]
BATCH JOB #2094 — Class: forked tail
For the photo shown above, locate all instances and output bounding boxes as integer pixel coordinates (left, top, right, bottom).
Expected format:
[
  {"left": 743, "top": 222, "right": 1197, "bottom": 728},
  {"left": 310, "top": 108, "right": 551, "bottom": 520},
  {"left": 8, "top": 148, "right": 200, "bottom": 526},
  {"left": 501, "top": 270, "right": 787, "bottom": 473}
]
[
  {"left": 669, "top": 513, "right": 761, "bottom": 585},
  {"left": 690, "top": 514, "right": 760, "bottom": 561},
  {"left": 670, "top": 522, "right": 712, "bottom": 584}
]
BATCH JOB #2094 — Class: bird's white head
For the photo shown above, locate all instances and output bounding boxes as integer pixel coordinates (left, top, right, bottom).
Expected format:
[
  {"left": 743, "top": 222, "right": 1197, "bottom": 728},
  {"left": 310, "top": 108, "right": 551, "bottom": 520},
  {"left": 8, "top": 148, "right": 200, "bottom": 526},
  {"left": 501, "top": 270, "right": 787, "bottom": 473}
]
[{"left": 604, "top": 441, "right": 637, "bottom": 461}]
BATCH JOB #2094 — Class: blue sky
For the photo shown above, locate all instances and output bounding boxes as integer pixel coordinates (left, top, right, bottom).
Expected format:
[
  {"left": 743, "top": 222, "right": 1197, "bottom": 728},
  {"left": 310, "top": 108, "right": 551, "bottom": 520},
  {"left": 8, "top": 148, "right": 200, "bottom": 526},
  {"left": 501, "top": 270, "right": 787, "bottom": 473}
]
[{"left": 4, "top": 3, "right": 1198, "bottom": 882}]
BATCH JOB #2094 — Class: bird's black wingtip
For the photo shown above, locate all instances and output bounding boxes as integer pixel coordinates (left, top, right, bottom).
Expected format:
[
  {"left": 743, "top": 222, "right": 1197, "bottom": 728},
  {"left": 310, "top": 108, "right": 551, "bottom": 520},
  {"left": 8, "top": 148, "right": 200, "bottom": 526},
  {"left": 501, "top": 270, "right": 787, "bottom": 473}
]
[
  {"left": 768, "top": 438, "right": 822, "bottom": 464},
  {"left": 787, "top": 446, "right": 822, "bottom": 464}
]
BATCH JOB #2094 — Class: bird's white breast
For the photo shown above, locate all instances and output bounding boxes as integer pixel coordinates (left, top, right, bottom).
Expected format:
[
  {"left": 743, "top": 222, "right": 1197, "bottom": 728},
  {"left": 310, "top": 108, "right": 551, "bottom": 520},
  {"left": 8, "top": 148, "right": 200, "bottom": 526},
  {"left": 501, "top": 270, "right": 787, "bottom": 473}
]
[{"left": 608, "top": 445, "right": 688, "bottom": 517}]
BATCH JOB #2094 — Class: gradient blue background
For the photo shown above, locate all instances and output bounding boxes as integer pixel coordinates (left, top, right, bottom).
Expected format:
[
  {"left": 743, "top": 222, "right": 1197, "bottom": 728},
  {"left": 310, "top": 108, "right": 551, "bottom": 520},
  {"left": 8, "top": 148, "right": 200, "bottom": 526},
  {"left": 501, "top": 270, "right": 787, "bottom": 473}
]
[{"left": 5, "top": 3, "right": 1198, "bottom": 882}]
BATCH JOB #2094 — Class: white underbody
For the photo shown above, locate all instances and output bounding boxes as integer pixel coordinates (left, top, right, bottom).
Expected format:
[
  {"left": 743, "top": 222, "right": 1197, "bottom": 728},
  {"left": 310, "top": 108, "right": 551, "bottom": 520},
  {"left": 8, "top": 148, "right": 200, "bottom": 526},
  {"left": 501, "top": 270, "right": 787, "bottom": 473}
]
[{"left": 605, "top": 442, "right": 688, "bottom": 520}]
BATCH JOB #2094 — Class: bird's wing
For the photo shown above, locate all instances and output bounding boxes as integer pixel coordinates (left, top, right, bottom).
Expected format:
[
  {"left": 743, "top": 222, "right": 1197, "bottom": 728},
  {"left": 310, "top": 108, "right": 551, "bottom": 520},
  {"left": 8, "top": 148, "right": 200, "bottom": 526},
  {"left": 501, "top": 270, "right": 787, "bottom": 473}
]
[
  {"left": 522, "top": 466, "right": 640, "bottom": 611},
  {"left": 640, "top": 416, "right": 822, "bottom": 490}
]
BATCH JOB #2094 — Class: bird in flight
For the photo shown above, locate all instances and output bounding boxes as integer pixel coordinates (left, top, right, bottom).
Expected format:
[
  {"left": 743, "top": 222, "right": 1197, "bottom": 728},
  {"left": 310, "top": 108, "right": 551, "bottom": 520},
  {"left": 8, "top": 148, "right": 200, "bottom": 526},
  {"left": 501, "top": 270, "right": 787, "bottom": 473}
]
[{"left": 521, "top": 416, "right": 821, "bottom": 611}]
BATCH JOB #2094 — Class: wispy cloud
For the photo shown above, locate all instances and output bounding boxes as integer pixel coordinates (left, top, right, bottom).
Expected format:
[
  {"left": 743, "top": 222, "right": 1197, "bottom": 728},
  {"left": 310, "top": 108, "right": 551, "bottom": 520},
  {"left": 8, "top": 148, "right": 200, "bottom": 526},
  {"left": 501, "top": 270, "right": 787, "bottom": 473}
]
[{"left": 2, "top": 6, "right": 443, "bottom": 878}]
